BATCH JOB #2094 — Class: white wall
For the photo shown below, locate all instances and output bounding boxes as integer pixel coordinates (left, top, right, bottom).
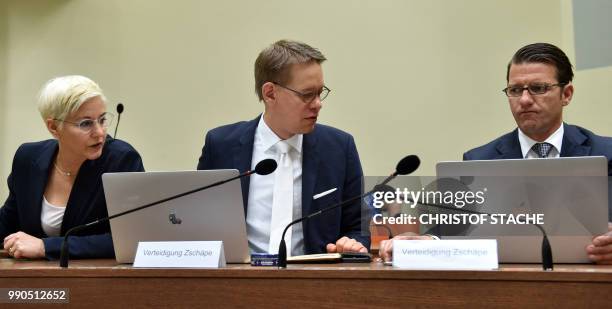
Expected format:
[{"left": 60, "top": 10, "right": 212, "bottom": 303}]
[{"left": 1, "top": 0, "right": 611, "bottom": 203}]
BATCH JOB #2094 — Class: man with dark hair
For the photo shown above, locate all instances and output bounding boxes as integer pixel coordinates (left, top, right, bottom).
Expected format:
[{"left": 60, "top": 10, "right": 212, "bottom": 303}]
[
  {"left": 197, "top": 40, "right": 369, "bottom": 256},
  {"left": 463, "top": 42, "right": 612, "bottom": 264}
]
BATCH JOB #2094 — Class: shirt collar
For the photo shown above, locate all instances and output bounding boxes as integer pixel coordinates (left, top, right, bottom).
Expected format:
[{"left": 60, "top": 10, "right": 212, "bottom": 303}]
[
  {"left": 517, "top": 123, "right": 564, "bottom": 158},
  {"left": 256, "top": 114, "right": 303, "bottom": 154}
]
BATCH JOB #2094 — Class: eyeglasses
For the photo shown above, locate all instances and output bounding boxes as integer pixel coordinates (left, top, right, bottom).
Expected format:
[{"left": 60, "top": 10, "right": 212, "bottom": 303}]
[
  {"left": 273, "top": 82, "right": 331, "bottom": 103},
  {"left": 502, "top": 83, "right": 565, "bottom": 97},
  {"left": 54, "top": 113, "right": 115, "bottom": 133}
]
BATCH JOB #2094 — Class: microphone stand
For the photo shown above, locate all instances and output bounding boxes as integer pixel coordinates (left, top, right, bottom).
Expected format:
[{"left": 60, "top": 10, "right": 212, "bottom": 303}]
[
  {"left": 277, "top": 174, "right": 405, "bottom": 268},
  {"left": 277, "top": 155, "right": 421, "bottom": 268},
  {"left": 114, "top": 103, "right": 124, "bottom": 138},
  {"left": 402, "top": 198, "right": 554, "bottom": 271}
]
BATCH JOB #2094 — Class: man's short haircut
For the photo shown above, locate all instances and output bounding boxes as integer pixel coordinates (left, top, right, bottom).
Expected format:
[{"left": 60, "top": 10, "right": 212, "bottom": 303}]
[
  {"left": 506, "top": 43, "right": 574, "bottom": 85},
  {"left": 37, "top": 75, "right": 106, "bottom": 123},
  {"left": 254, "top": 40, "right": 326, "bottom": 101}
]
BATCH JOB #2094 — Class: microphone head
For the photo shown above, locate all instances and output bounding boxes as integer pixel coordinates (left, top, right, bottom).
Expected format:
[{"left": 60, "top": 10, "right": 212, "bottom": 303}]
[
  {"left": 116, "top": 103, "right": 124, "bottom": 114},
  {"left": 396, "top": 155, "right": 420, "bottom": 175},
  {"left": 254, "top": 159, "right": 277, "bottom": 175}
]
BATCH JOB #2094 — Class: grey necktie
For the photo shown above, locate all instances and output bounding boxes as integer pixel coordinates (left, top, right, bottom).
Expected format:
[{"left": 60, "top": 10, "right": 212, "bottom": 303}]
[{"left": 531, "top": 142, "right": 553, "bottom": 158}]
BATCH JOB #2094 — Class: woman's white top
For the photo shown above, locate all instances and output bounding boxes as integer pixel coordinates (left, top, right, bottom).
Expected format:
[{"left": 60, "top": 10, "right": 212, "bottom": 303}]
[{"left": 41, "top": 196, "right": 66, "bottom": 237}]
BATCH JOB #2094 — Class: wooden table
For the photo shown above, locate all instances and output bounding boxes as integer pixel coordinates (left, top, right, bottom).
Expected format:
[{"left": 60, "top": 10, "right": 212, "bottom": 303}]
[{"left": 1, "top": 258, "right": 612, "bottom": 308}]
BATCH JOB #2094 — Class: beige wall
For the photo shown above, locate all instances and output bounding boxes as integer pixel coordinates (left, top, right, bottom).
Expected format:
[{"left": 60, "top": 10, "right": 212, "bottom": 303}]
[{"left": 1, "top": 0, "right": 611, "bottom": 203}]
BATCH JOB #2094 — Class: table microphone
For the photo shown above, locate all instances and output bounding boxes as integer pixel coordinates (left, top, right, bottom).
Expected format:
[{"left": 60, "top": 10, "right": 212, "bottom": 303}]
[
  {"left": 406, "top": 177, "right": 553, "bottom": 271},
  {"left": 277, "top": 155, "right": 421, "bottom": 268},
  {"left": 114, "top": 103, "right": 124, "bottom": 138},
  {"left": 59, "top": 159, "right": 277, "bottom": 268}
]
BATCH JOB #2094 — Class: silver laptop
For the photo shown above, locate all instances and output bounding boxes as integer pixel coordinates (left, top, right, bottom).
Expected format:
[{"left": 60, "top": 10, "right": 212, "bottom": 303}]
[
  {"left": 102, "top": 170, "right": 250, "bottom": 264},
  {"left": 435, "top": 157, "right": 609, "bottom": 263}
]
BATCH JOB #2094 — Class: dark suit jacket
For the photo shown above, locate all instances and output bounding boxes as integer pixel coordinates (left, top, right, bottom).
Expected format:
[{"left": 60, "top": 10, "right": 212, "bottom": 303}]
[
  {"left": 463, "top": 123, "right": 612, "bottom": 174},
  {"left": 0, "top": 136, "right": 144, "bottom": 259},
  {"left": 197, "top": 115, "right": 369, "bottom": 253},
  {"left": 463, "top": 123, "right": 612, "bottom": 220}
]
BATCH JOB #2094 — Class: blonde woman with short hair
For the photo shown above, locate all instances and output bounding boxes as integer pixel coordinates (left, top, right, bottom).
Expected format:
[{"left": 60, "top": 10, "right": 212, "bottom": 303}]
[{"left": 1, "top": 75, "right": 144, "bottom": 260}]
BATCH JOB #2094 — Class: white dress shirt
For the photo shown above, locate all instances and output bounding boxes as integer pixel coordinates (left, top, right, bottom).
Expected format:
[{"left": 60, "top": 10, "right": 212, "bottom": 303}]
[
  {"left": 246, "top": 116, "right": 304, "bottom": 255},
  {"left": 518, "top": 124, "right": 564, "bottom": 159}
]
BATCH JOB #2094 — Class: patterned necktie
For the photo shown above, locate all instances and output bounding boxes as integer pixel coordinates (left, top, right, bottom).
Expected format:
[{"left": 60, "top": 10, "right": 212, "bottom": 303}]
[{"left": 531, "top": 142, "right": 553, "bottom": 158}]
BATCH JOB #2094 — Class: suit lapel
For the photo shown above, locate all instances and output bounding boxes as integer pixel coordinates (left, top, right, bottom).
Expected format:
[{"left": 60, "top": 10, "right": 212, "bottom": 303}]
[
  {"left": 234, "top": 116, "right": 259, "bottom": 213},
  {"left": 496, "top": 129, "right": 524, "bottom": 159},
  {"left": 61, "top": 160, "right": 103, "bottom": 234},
  {"left": 31, "top": 142, "right": 57, "bottom": 236},
  {"left": 560, "top": 123, "right": 590, "bottom": 157},
  {"left": 301, "top": 128, "right": 319, "bottom": 219}
]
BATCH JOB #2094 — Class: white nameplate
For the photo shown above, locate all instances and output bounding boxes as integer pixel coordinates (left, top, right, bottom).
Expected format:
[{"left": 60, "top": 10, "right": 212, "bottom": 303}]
[
  {"left": 133, "top": 241, "right": 226, "bottom": 268},
  {"left": 392, "top": 239, "right": 498, "bottom": 270}
]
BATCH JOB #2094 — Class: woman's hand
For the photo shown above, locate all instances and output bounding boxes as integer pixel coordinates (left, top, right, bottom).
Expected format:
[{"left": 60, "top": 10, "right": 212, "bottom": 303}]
[{"left": 4, "top": 231, "right": 45, "bottom": 259}]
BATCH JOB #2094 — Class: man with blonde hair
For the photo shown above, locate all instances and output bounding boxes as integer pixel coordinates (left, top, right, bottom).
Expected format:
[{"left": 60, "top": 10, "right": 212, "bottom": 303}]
[{"left": 198, "top": 40, "right": 369, "bottom": 256}]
